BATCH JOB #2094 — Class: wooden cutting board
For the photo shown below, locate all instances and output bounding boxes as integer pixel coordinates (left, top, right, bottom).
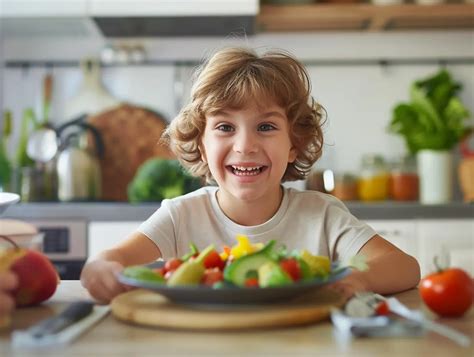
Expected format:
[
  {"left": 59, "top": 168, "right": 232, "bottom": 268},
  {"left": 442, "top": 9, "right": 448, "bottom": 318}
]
[
  {"left": 110, "top": 288, "right": 345, "bottom": 330},
  {"left": 87, "top": 104, "right": 174, "bottom": 201}
]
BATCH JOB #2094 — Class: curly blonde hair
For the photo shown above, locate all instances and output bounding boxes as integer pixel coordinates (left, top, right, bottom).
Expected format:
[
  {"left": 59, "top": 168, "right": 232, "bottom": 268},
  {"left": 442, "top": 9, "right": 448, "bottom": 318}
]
[{"left": 163, "top": 47, "right": 325, "bottom": 183}]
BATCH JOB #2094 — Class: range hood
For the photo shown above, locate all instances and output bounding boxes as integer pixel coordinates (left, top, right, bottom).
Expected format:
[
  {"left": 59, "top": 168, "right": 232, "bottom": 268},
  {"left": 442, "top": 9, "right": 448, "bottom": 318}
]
[
  {"left": 1, "top": 0, "right": 259, "bottom": 38},
  {"left": 91, "top": 0, "right": 259, "bottom": 37}
]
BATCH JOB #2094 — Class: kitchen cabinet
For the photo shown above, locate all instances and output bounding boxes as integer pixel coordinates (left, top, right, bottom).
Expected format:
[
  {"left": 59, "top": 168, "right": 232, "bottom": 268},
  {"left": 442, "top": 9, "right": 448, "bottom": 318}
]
[
  {"left": 88, "top": 221, "right": 141, "bottom": 258},
  {"left": 1, "top": 0, "right": 259, "bottom": 37},
  {"left": 417, "top": 219, "right": 474, "bottom": 277},
  {"left": 258, "top": 3, "right": 474, "bottom": 32},
  {"left": 366, "top": 218, "right": 474, "bottom": 278},
  {"left": 364, "top": 219, "right": 417, "bottom": 258},
  {"left": 0, "top": 0, "right": 88, "bottom": 17}
]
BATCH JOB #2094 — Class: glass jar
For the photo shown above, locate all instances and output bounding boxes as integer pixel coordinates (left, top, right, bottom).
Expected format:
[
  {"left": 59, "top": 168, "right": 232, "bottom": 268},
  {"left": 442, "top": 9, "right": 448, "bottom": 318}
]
[
  {"left": 390, "top": 155, "right": 419, "bottom": 201},
  {"left": 357, "top": 154, "right": 390, "bottom": 202},
  {"left": 333, "top": 173, "right": 358, "bottom": 201}
]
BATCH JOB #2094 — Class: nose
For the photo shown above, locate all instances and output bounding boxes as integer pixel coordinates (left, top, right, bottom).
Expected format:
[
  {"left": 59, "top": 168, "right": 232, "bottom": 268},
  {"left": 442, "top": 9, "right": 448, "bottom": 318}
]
[{"left": 233, "top": 130, "right": 259, "bottom": 155}]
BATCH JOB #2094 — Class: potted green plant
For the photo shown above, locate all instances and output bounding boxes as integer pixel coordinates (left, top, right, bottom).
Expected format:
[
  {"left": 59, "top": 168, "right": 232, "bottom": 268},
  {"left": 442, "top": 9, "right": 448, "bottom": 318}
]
[{"left": 388, "top": 69, "right": 471, "bottom": 204}]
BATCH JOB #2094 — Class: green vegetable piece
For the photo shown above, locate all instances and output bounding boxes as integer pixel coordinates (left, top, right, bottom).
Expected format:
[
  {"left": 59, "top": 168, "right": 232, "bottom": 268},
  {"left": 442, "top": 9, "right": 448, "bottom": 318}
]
[
  {"left": 258, "top": 261, "right": 292, "bottom": 288},
  {"left": 167, "top": 245, "right": 215, "bottom": 286},
  {"left": 123, "top": 266, "right": 165, "bottom": 283},
  {"left": 296, "top": 257, "right": 313, "bottom": 281},
  {"left": 181, "top": 242, "right": 199, "bottom": 261},
  {"left": 223, "top": 240, "right": 276, "bottom": 286},
  {"left": 388, "top": 69, "right": 470, "bottom": 154},
  {"left": 127, "top": 158, "right": 202, "bottom": 203}
]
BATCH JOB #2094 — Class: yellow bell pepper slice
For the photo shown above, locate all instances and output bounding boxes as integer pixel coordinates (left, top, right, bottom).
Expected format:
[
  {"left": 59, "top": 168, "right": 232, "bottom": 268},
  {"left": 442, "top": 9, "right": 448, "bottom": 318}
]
[
  {"left": 230, "top": 235, "right": 263, "bottom": 259},
  {"left": 300, "top": 250, "right": 331, "bottom": 277}
]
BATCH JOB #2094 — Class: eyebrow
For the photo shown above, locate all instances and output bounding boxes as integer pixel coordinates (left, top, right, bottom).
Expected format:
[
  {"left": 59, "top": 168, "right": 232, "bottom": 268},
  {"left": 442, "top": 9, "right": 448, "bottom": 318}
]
[
  {"left": 259, "top": 111, "right": 286, "bottom": 120},
  {"left": 213, "top": 110, "right": 286, "bottom": 120}
]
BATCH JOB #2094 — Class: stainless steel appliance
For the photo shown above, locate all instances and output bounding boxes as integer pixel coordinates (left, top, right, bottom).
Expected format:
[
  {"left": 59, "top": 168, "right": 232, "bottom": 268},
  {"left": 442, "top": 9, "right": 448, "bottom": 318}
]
[{"left": 26, "top": 219, "right": 88, "bottom": 280}]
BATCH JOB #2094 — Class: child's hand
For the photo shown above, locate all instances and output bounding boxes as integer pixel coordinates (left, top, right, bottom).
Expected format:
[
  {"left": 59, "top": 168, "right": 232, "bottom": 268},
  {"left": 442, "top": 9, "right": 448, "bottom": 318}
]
[
  {"left": 0, "top": 271, "right": 18, "bottom": 321},
  {"left": 324, "top": 273, "right": 369, "bottom": 301},
  {"left": 80, "top": 260, "right": 131, "bottom": 303}
]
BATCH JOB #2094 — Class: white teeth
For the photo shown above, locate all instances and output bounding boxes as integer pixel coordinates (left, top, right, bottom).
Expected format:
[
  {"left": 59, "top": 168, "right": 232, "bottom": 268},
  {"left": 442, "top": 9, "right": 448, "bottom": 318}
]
[
  {"left": 232, "top": 165, "right": 262, "bottom": 171},
  {"left": 230, "top": 165, "right": 263, "bottom": 176}
]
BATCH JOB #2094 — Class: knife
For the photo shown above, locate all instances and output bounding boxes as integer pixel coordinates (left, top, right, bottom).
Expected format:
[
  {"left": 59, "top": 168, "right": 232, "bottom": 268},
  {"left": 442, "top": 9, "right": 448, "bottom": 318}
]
[
  {"left": 27, "top": 301, "right": 94, "bottom": 338},
  {"left": 12, "top": 301, "right": 110, "bottom": 349}
]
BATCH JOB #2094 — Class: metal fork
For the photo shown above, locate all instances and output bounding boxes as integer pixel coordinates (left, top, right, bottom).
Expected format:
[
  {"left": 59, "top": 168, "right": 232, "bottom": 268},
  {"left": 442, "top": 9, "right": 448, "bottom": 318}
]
[{"left": 353, "top": 292, "right": 471, "bottom": 347}]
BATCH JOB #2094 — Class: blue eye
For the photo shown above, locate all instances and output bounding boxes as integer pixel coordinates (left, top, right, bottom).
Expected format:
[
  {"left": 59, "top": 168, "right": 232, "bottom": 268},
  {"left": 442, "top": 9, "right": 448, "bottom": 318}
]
[
  {"left": 258, "top": 123, "right": 276, "bottom": 131},
  {"left": 216, "top": 124, "right": 234, "bottom": 132}
]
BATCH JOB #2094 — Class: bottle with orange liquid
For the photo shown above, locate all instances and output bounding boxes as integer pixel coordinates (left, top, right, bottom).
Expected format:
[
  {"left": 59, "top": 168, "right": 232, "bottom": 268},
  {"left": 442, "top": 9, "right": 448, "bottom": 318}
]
[{"left": 389, "top": 155, "right": 419, "bottom": 201}]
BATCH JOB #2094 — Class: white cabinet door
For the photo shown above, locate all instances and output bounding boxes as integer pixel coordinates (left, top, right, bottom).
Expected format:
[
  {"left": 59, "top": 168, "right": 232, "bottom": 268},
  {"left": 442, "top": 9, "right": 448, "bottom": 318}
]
[
  {"left": 1, "top": 0, "right": 87, "bottom": 17},
  {"left": 417, "top": 219, "right": 474, "bottom": 277},
  {"left": 364, "top": 220, "right": 418, "bottom": 259},
  {"left": 88, "top": 221, "right": 141, "bottom": 258}
]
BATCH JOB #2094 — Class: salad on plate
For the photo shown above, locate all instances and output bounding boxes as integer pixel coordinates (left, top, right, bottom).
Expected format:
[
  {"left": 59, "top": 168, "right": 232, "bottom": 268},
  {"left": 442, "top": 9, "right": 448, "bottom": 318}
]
[{"left": 118, "top": 235, "right": 366, "bottom": 305}]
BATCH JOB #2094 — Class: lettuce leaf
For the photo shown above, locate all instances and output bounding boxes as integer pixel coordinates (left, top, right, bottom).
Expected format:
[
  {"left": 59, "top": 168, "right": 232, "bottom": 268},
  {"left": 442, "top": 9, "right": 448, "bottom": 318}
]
[{"left": 388, "top": 69, "right": 471, "bottom": 154}]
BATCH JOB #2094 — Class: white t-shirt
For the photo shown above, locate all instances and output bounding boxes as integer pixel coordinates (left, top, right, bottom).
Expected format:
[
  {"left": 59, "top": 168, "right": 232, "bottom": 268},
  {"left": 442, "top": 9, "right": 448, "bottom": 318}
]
[{"left": 138, "top": 186, "right": 376, "bottom": 262}]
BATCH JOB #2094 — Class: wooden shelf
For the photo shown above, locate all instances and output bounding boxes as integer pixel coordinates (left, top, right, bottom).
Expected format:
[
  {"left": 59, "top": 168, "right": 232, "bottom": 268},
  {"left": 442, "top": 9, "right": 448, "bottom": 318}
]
[{"left": 258, "top": 3, "right": 474, "bottom": 32}]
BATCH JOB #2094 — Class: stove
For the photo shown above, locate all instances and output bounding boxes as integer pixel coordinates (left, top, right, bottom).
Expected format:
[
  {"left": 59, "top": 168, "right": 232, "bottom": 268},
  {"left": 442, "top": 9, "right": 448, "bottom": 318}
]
[{"left": 27, "top": 219, "right": 88, "bottom": 280}]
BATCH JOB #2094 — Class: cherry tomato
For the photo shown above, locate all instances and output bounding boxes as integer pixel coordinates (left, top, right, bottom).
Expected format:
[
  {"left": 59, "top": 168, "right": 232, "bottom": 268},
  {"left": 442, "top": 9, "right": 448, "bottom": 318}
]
[
  {"left": 203, "top": 250, "right": 225, "bottom": 270},
  {"left": 153, "top": 267, "right": 166, "bottom": 277},
  {"left": 279, "top": 258, "right": 301, "bottom": 281},
  {"left": 244, "top": 277, "right": 259, "bottom": 287},
  {"left": 201, "top": 268, "right": 224, "bottom": 286},
  {"left": 419, "top": 267, "right": 474, "bottom": 317},
  {"left": 164, "top": 258, "right": 182, "bottom": 273},
  {"left": 375, "top": 301, "right": 390, "bottom": 316}
]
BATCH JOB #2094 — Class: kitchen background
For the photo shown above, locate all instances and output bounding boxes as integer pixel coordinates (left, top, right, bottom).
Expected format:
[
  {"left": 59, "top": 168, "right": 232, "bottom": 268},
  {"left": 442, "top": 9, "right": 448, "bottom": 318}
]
[
  {"left": 0, "top": 1, "right": 473, "bottom": 279},
  {"left": 1, "top": 2, "right": 473, "bottom": 188}
]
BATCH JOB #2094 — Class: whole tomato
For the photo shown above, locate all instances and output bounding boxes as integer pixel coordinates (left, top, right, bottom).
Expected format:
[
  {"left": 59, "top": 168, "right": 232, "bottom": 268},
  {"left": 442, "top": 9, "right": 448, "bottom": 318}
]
[{"left": 419, "top": 265, "right": 474, "bottom": 317}]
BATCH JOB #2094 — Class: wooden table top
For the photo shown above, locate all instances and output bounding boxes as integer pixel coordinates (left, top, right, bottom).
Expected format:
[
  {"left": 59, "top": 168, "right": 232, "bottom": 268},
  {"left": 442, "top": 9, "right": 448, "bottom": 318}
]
[{"left": 0, "top": 281, "right": 473, "bottom": 356}]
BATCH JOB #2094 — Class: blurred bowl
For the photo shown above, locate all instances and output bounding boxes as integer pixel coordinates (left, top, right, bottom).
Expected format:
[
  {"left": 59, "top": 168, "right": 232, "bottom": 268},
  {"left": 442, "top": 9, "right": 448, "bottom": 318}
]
[
  {"left": 0, "top": 219, "right": 44, "bottom": 251},
  {"left": 0, "top": 192, "right": 20, "bottom": 216}
]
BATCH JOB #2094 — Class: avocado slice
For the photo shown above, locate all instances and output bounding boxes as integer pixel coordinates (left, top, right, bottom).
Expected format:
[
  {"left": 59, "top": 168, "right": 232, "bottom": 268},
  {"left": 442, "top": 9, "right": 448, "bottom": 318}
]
[
  {"left": 223, "top": 240, "right": 276, "bottom": 286},
  {"left": 123, "top": 266, "right": 165, "bottom": 283},
  {"left": 258, "top": 261, "right": 292, "bottom": 288}
]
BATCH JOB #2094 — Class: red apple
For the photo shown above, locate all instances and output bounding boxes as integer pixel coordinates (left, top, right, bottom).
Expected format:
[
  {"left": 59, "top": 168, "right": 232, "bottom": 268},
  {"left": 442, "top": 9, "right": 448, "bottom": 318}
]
[{"left": 0, "top": 235, "right": 59, "bottom": 307}]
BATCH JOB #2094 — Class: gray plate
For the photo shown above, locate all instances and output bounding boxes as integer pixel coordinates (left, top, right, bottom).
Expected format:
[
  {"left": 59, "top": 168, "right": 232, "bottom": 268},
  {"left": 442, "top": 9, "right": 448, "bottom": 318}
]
[{"left": 118, "top": 261, "right": 350, "bottom": 305}]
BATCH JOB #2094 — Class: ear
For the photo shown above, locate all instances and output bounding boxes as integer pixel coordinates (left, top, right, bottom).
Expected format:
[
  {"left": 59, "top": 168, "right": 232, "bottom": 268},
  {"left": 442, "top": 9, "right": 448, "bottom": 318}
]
[
  {"left": 199, "top": 144, "right": 207, "bottom": 163},
  {"left": 288, "top": 147, "right": 297, "bottom": 163}
]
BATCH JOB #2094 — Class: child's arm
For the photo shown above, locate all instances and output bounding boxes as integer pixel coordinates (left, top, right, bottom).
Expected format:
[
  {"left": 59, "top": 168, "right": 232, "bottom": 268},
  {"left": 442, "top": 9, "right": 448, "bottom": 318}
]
[
  {"left": 330, "top": 235, "right": 421, "bottom": 299},
  {"left": 80, "top": 232, "right": 162, "bottom": 303}
]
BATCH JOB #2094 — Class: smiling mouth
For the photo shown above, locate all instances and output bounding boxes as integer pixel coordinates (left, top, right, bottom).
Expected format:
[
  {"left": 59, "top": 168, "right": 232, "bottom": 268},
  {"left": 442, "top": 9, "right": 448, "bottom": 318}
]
[{"left": 228, "top": 165, "right": 267, "bottom": 176}]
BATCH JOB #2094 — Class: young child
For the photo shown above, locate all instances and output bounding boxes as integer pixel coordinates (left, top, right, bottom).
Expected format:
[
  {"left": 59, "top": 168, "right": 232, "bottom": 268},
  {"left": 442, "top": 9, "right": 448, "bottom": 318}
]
[{"left": 81, "top": 47, "right": 420, "bottom": 303}]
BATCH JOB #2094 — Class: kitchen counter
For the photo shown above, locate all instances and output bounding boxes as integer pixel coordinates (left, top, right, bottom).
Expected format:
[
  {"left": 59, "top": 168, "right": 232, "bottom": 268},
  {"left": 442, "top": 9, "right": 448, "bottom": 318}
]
[
  {"left": 4, "top": 201, "right": 473, "bottom": 221},
  {"left": 0, "top": 281, "right": 472, "bottom": 356}
]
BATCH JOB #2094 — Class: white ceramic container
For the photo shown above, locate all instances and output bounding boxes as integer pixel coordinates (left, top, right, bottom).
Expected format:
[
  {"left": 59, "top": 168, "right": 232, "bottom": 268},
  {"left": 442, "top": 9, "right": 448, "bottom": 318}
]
[{"left": 417, "top": 150, "right": 453, "bottom": 204}]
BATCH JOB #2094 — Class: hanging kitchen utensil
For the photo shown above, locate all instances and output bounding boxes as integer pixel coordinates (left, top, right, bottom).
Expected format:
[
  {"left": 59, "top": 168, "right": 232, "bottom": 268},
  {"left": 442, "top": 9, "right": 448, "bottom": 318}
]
[
  {"left": 26, "top": 124, "right": 58, "bottom": 164},
  {"left": 87, "top": 104, "right": 174, "bottom": 201},
  {"left": 42, "top": 71, "right": 53, "bottom": 125},
  {"left": 63, "top": 59, "right": 120, "bottom": 123}
]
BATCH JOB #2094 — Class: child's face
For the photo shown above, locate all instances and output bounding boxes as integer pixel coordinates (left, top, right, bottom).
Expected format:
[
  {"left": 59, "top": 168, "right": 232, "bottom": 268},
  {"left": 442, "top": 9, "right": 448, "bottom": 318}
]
[{"left": 200, "top": 102, "right": 297, "bottom": 203}]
